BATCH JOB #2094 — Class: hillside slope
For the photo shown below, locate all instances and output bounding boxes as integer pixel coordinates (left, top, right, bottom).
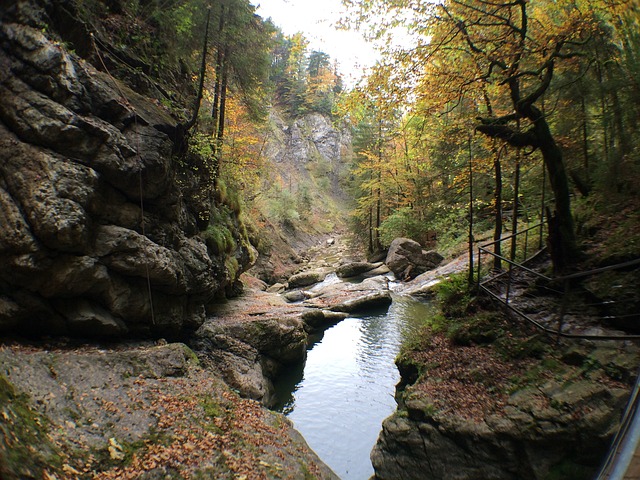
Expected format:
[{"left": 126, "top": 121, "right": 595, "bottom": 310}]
[{"left": 249, "top": 107, "right": 355, "bottom": 283}]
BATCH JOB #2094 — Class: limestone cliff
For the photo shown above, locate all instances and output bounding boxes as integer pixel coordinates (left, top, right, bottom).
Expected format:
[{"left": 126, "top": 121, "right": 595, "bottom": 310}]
[
  {"left": 250, "top": 108, "right": 353, "bottom": 283},
  {"left": 0, "top": 1, "right": 252, "bottom": 337}
]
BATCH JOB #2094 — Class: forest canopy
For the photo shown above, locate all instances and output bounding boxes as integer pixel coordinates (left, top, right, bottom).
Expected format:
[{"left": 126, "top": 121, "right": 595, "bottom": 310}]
[{"left": 341, "top": 0, "right": 640, "bottom": 270}]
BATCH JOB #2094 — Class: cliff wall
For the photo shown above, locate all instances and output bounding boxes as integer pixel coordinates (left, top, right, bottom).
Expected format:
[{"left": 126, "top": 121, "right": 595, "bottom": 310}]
[{"left": 0, "top": 0, "right": 252, "bottom": 337}]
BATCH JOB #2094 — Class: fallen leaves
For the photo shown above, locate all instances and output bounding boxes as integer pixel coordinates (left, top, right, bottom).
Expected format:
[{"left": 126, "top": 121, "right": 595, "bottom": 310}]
[
  {"left": 90, "top": 371, "right": 323, "bottom": 480},
  {"left": 405, "top": 334, "right": 534, "bottom": 422},
  {"left": 1, "top": 343, "right": 330, "bottom": 480},
  {"left": 62, "top": 464, "right": 82, "bottom": 475}
]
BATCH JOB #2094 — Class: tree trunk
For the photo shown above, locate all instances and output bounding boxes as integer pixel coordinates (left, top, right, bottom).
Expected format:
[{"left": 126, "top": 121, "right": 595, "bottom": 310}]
[
  {"left": 531, "top": 106, "right": 578, "bottom": 271},
  {"left": 211, "top": 46, "right": 230, "bottom": 185},
  {"left": 182, "top": 7, "right": 211, "bottom": 132},
  {"left": 493, "top": 147, "right": 503, "bottom": 271},
  {"left": 610, "top": 89, "right": 627, "bottom": 192},
  {"left": 368, "top": 205, "right": 374, "bottom": 254},
  {"left": 510, "top": 149, "right": 521, "bottom": 262},
  {"left": 580, "top": 92, "right": 590, "bottom": 185},
  {"left": 477, "top": 104, "right": 579, "bottom": 272},
  {"left": 375, "top": 183, "right": 382, "bottom": 252},
  {"left": 468, "top": 138, "right": 474, "bottom": 286},
  {"left": 211, "top": 4, "right": 226, "bottom": 124},
  {"left": 217, "top": 46, "right": 230, "bottom": 144}
]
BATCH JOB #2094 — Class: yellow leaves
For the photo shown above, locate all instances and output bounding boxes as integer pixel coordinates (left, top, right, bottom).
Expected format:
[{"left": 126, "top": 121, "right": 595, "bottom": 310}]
[
  {"left": 218, "top": 94, "right": 266, "bottom": 196},
  {"left": 108, "top": 437, "right": 125, "bottom": 461},
  {"left": 62, "top": 464, "right": 82, "bottom": 476},
  {"left": 44, "top": 471, "right": 59, "bottom": 480}
]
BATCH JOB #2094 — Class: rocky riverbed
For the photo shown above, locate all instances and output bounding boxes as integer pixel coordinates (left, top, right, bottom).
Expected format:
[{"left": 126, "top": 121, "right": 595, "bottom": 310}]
[
  {"left": 3, "top": 236, "right": 638, "bottom": 480},
  {"left": 0, "top": 235, "right": 413, "bottom": 479}
]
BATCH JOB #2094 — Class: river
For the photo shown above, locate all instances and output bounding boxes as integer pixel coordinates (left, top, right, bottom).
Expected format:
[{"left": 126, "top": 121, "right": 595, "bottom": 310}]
[{"left": 273, "top": 291, "right": 435, "bottom": 479}]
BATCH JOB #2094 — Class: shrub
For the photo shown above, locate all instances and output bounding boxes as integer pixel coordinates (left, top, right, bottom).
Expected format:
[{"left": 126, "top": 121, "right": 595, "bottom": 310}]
[{"left": 379, "top": 207, "right": 426, "bottom": 246}]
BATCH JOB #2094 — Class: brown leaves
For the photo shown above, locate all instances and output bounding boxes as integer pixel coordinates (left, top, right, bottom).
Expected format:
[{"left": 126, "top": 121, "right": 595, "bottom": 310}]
[
  {"left": 406, "top": 334, "right": 531, "bottom": 421},
  {"left": 90, "top": 372, "right": 317, "bottom": 480}
]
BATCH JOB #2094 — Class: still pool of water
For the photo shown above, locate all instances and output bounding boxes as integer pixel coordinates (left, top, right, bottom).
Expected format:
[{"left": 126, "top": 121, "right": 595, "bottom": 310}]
[{"left": 273, "top": 295, "right": 436, "bottom": 479}]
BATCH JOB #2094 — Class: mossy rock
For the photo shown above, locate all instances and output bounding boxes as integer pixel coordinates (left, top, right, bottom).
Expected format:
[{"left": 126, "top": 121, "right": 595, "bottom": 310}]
[{"left": 0, "top": 376, "right": 63, "bottom": 479}]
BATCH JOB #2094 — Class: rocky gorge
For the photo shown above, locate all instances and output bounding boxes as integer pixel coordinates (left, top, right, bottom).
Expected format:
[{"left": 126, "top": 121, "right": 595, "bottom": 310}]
[
  {"left": 1, "top": 1, "right": 639, "bottom": 479},
  {"left": 0, "top": 1, "right": 392, "bottom": 476}
]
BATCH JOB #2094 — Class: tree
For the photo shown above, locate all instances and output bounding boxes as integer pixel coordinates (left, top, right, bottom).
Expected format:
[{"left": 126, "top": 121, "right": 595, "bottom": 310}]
[
  {"left": 345, "top": 0, "right": 626, "bottom": 271},
  {"left": 440, "top": 0, "right": 592, "bottom": 270},
  {"left": 208, "top": 0, "right": 274, "bottom": 180}
]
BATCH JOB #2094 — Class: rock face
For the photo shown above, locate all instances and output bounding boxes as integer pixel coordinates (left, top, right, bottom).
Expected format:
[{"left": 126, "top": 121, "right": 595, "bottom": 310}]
[
  {"left": 371, "top": 380, "right": 628, "bottom": 480},
  {"left": 386, "top": 238, "right": 444, "bottom": 280},
  {"left": 0, "top": 3, "right": 251, "bottom": 337},
  {"left": 267, "top": 110, "right": 351, "bottom": 169},
  {"left": 193, "top": 315, "right": 308, "bottom": 407},
  {"left": 370, "top": 338, "right": 639, "bottom": 480}
]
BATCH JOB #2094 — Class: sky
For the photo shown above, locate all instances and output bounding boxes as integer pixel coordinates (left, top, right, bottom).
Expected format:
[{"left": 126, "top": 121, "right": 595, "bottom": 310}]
[{"left": 251, "top": 0, "right": 380, "bottom": 86}]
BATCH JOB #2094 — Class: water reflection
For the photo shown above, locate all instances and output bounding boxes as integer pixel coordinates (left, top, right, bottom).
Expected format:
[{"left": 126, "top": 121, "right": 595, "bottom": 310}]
[{"left": 272, "top": 295, "right": 436, "bottom": 479}]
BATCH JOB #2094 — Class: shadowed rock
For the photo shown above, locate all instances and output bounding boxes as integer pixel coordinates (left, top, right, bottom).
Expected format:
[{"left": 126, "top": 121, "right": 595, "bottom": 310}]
[
  {"left": 335, "top": 261, "right": 379, "bottom": 278},
  {"left": 0, "top": 11, "right": 251, "bottom": 337},
  {"left": 386, "top": 238, "right": 444, "bottom": 280}
]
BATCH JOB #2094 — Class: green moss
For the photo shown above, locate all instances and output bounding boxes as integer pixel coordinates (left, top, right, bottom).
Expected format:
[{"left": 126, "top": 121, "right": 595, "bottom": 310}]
[
  {"left": 201, "top": 397, "right": 224, "bottom": 419},
  {"left": 0, "top": 376, "right": 63, "bottom": 479},
  {"left": 432, "top": 272, "right": 475, "bottom": 317},
  {"left": 203, "top": 224, "right": 235, "bottom": 254},
  {"left": 495, "top": 333, "right": 550, "bottom": 360},
  {"left": 225, "top": 256, "right": 240, "bottom": 280},
  {"left": 507, "top": 358, "right": 563, "bottom": 394},
  {"left": 180, "top": 344, "right": 200, "bottom": 366},
  {"left": 447, "top": 311, "right": 504, "bottom": 346}
]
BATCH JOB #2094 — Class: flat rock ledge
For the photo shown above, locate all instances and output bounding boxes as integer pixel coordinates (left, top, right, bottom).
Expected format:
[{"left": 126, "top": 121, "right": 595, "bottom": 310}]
[{"left": 0, "top": 342, "right": 339, "bottom": 479}]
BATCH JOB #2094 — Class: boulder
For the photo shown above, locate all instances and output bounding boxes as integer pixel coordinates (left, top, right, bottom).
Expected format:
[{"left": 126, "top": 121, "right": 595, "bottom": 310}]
[
  {"left": 362, "top": 264, "right": 391, "bottom": 278},
  {"left": 283, "top": 290, "right": 306, "bottom": 303},
  {"left": 301, "top": 309, "right": 349, "bottom": 332},
  {"left": 330, "top": 291, "right": 393, "bottom": 313},
  {"left": 287, "top": 270, "right": 328, "bottom": 288},
  {"left": 266, "top": 282, "right": 287, "bottom": 293},
  {"left": 386, "top": 238, "right": 444, "bottom": 280},
  {"left": 194, "top": 316, "right": 308, "bottom": 406},
  {"left": 335, "top": 261, "right": 378, "bottom": 278}
]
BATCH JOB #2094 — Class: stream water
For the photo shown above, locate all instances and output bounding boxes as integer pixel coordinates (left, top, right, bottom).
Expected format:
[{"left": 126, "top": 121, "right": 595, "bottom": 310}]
[{"left": 273, "top": 291, "right": 436, "bottom": 479}]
